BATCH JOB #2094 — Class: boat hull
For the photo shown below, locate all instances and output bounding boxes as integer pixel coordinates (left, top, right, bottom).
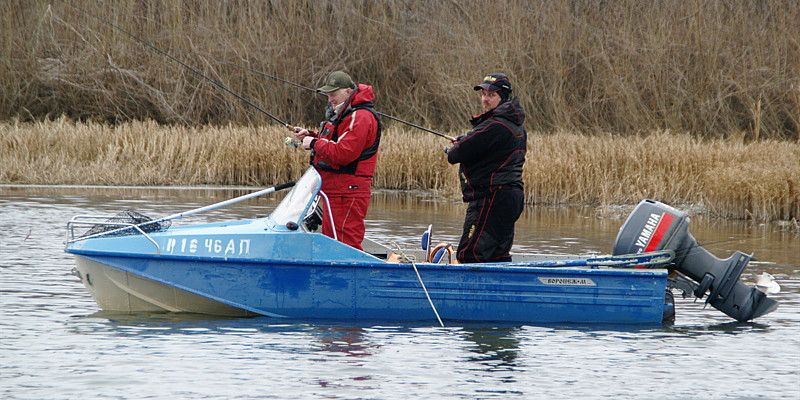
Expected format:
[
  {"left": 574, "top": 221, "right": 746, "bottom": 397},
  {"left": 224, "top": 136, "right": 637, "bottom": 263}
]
[
  {"left": 71, "top": 253, "right": 669, "bottom": 324},
  {"left": 73, "top": 256, "right": 253, "bottom": 316}
]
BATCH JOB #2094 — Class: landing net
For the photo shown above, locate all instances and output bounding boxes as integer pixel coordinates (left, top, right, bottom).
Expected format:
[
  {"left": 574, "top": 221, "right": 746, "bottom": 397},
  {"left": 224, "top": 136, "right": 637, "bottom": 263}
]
[{"left": 80, "top": 210, "right": 171, "bottom": 238}]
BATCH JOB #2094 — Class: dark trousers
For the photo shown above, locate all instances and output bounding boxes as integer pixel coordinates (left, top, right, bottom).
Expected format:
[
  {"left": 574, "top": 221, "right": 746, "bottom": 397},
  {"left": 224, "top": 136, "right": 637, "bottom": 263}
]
[{"left": 456, "top": 187, "right": 524, "bottom": 263}]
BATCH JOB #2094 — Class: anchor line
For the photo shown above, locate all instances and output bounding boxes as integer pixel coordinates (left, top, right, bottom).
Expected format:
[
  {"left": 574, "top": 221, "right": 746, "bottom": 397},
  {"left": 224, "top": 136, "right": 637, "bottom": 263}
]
[
  {"left": 62, "top": 3, "right": 291, "bottom": 129},
  {"left": 392, "top": 243, "right": 445, "bottom": 327}
]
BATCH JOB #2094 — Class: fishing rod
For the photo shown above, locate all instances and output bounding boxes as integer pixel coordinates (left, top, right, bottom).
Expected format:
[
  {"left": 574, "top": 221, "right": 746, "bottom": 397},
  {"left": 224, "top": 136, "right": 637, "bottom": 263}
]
[
  {"left": 62, "top": 3, "right": 293, "bottom": 130},
  {"left": 67, "top": 2, "right": 452, "bottom": 141},
  {"left": 245, "top": 67, "right": 457, "bottom": 141}
]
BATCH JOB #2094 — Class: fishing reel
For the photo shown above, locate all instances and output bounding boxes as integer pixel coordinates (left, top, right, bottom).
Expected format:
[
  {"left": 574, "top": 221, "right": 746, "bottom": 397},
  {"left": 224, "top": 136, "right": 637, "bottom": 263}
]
[{"left": 284, "top": 136, "right": 300, "bottom": 148}]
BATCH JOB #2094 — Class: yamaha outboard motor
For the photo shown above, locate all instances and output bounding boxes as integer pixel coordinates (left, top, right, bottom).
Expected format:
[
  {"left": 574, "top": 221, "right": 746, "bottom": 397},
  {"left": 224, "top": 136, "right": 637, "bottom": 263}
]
[{"left": 613, "top": 200, "right": 778, "bottom": 322}]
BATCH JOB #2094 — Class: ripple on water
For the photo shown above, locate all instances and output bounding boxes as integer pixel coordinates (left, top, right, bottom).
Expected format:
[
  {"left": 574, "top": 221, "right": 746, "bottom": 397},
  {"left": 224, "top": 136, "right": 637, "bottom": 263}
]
[{"left": 1, "top": 188, "right": 799, "bottom": 400}]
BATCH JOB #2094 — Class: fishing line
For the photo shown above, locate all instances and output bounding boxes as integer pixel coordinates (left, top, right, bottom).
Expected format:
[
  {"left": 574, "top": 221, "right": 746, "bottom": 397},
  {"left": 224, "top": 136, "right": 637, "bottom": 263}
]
[
  {"left": 243, "top": 67, "right": 457, "bottom": 141},
  {"left": 61, "top": 2, "right": 292, "bottom": 129},
  {"left": 672, "top": 236, "right": 754, "bottom": 260},
  {"left": 79, "top": 4, "right": 454, "bottom": 141}
]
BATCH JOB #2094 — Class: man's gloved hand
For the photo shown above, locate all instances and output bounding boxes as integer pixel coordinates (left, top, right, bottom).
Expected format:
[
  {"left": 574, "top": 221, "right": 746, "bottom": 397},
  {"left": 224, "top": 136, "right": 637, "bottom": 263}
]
[{"left": 444, "top": 136, "right": 461, "bottom": 154}]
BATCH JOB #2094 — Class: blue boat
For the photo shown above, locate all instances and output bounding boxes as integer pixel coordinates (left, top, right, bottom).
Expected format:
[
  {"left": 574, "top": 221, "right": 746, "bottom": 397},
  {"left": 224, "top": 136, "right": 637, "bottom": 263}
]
[{"left": 64, "top": 167, "right": 779, "bottom": 325}]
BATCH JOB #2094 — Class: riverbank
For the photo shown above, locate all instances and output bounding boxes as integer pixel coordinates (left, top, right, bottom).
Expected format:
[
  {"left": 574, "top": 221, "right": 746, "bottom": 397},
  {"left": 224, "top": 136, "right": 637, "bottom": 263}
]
[{"left": 1, "top": 119, "right": 798, "bottom": 222}]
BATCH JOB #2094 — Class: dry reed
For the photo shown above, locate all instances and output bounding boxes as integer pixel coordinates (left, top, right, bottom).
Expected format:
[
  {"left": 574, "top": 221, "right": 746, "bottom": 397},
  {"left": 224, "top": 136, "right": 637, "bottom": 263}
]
[
  {"left": 2, "top": 119, "right": 798, "bottom": 222},
  {"left": 3, "top": 1, "right": 799, "bottom": 139}
]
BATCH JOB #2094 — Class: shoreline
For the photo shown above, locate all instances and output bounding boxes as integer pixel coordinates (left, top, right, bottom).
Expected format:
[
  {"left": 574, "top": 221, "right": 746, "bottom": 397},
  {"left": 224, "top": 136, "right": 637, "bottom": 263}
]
[
  {"left": 3, "top": 183, "right": 797, "bottom": 233},
  {"left": 2, "top": 120, "right": 798, "bottom": 223}
]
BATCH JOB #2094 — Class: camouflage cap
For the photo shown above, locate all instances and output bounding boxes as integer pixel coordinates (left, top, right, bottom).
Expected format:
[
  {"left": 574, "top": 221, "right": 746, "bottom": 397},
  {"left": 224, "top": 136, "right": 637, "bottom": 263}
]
[{"left": 316, "top": 70, "right": 356, "bottom": 93}]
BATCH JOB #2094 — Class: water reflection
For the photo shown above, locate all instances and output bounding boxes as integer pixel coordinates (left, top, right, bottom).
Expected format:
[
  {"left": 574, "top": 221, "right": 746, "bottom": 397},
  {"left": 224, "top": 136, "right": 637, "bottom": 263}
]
[
  {"left": 71, "top": 312, "right": 382, "bottom": 357},
  {"left": 460, "top": 327, "right": 521, "bottom": 368},
  {"left": 2, "top": 186, "right": 799, "bottom": 399},
  {"left": 311, "top": 327, "right": 376, "bottom": 358},
  {"left": 68, "top": 311, "right": 266, "bottom": 337},
  {"left": 669, "top": 321, "right": 773, "bottom": 336}
]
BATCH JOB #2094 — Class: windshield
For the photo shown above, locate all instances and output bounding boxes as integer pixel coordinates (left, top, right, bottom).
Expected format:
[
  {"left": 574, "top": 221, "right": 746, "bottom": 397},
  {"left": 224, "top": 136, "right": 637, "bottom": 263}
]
[{"left": 268, "top": 167, "right": 321, "bottom": 227}]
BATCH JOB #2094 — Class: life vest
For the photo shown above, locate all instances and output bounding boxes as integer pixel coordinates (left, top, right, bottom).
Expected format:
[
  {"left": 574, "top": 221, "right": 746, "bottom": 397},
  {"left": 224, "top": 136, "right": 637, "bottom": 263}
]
[{"left": 312, "top": 100, "right": 382, "bottom": 175}]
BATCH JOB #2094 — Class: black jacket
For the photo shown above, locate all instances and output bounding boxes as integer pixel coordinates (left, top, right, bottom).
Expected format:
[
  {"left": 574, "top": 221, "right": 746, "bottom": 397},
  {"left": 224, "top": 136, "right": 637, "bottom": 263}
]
[{"left": 447, "top": 98, "right": 527, "bottom": 202}]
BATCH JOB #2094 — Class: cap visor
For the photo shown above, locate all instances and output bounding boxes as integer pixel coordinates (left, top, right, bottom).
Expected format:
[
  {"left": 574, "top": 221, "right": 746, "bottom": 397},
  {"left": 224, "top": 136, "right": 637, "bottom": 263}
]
[
  {"left": 474, "top": 83, "right": 496, "bottom": 91},
  {"left": 316, "top": 85, "right": 338, "bottom": 94}
]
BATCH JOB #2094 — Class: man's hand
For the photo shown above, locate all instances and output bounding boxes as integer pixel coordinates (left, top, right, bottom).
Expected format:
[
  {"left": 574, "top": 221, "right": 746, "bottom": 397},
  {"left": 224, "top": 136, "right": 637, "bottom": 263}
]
[
  {"left": 302, "top": 136, "right": 316, "bottom": 150},
  {"left": 444, "top": 137, "right": 458, "bottom": 154},
  {"left": 293, "top": 127, "right": 309, "bottom": 140}
]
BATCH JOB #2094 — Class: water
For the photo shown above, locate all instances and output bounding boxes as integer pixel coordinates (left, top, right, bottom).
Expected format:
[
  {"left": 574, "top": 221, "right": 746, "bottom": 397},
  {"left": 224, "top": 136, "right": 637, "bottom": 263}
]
[{"left": 1, "top": 186, "right": 798, "bottom": 399}]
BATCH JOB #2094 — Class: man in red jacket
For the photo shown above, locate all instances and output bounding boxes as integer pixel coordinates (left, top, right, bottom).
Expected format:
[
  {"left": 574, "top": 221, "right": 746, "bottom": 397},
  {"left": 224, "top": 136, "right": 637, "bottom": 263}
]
[{"left": 294, "top": 71, "right": 380, "bottom": 250}]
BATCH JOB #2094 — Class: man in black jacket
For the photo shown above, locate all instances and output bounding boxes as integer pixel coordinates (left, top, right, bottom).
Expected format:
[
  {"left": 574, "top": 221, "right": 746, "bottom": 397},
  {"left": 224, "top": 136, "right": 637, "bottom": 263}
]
[{"left": 446, "top": 73, "right": 527, "bottom": 263}]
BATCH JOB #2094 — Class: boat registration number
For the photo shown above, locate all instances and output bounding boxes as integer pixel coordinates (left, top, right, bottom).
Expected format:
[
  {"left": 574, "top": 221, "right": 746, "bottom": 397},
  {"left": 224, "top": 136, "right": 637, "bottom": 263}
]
[{"left": 164, "top": 237, "right": 251, "bottom": 256}]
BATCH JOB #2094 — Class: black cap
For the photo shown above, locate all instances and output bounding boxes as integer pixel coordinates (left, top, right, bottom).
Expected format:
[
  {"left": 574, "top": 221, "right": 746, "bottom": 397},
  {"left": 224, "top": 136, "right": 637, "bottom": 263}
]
[{"left": 473, "top": 73, "right": 512, "bottom": 92}]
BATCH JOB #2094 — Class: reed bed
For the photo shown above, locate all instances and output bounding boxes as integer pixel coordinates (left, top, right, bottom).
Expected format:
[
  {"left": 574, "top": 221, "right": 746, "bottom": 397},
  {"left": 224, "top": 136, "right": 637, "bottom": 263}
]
[
  {"left": 3, "top": 1, "right": 799, "bottom": 139},
  {"left": 2, "top": 119, "right": 798, "bottom": 222}
]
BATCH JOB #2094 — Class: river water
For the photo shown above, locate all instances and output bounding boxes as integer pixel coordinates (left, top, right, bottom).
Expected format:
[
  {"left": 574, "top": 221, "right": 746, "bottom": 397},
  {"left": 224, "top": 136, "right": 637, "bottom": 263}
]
[{"left": 1, "top": 186, "right": 798, "bottom": 399}]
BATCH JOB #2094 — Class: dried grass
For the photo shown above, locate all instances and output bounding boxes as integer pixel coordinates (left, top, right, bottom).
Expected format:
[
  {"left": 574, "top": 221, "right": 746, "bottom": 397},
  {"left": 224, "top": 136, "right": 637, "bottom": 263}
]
[{"left": 2, "top": 119, "right": 797, "bottom": 221}]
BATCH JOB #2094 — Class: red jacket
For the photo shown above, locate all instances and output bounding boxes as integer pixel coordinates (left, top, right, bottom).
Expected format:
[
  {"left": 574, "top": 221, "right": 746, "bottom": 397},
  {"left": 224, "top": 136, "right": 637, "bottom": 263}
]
[{"left": 310, "top": 83, "right": 380, "bottom": 196}]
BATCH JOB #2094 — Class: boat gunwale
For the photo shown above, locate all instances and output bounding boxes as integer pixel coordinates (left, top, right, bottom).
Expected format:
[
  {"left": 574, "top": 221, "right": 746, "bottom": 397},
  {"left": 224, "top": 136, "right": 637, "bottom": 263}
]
[{"left": 67, "top": 248, "right": 669, "bottom": 277}]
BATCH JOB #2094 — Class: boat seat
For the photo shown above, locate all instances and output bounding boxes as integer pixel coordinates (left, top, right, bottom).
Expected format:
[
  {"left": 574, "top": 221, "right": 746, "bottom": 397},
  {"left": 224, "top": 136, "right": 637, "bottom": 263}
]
[
  {"left": 420, "top": 225, "right": 456, "bottom": 264},
  {"left": 420, "top": 224, "right": 433, "bottom": 259}
]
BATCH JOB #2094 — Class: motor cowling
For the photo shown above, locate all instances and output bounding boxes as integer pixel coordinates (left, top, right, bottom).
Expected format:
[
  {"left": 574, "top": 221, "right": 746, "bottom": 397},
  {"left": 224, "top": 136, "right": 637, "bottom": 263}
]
[{"left": 612, "top": 200, "right": 778, "bottom": 322}]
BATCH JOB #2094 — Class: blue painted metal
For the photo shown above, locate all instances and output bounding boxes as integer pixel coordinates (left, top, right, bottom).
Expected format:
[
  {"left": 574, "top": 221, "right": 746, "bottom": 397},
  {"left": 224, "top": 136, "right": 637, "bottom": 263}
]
[{"left": 65, "top": 167, "right": 671, "bottom": 324}]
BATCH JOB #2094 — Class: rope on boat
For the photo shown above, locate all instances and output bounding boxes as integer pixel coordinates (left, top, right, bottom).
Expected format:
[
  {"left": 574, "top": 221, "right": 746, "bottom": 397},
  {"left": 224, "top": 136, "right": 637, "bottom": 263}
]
[{"left": 393, "top": 243, "right": 445, "bottom": 327}]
